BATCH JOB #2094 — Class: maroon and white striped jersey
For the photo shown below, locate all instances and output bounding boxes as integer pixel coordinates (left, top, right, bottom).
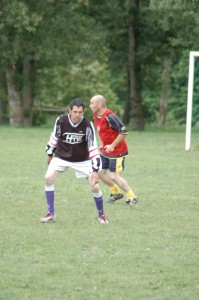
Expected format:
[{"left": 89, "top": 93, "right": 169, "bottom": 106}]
[{"left": 46, "top": 114, "right": 101, "bottom": 171}]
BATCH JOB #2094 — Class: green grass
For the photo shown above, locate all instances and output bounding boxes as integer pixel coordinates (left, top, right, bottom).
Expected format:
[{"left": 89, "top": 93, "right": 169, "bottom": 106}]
[{"left": 0, "top": 126, "right": 199, "bottom": 300}]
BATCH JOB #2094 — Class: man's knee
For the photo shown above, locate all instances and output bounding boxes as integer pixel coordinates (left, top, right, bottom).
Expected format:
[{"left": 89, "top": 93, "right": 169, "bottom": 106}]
[
  {"left": 45, "top": 173, "right": 53, "bottom": 186},
  {"left": 92, "top": 183, "right": 100, "bottom": 193}
]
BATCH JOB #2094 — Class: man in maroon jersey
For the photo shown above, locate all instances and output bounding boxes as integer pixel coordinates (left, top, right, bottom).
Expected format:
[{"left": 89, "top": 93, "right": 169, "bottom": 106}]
[
  {"left": 40, "top": 98, "right": 108, "bottom": 224},
  {"left": 90, "top": 95, "right": 138, "bottom": 205}
]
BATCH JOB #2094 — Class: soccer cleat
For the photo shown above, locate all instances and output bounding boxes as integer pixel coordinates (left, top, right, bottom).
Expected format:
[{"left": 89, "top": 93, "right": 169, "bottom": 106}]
[
  {"left": 108, "top": 192, "right": 124, "bottom": 203},
  {"left": 125, "top": 198, "right": 138, "bottom": 205},
  {"left": 98, "top": 214, "right": 109, "bottom": 224},
  {"left": 40, "top": 212, "right": 55, "bottom": 223}
]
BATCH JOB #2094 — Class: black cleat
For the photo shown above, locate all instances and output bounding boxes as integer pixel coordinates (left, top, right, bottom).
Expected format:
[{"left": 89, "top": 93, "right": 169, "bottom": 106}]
[
  {"left": 126, "top": 198, "right": 138, "bottom": 205},
  {"left": 108, "top": 192, "right": 124, "bottom": 203}
]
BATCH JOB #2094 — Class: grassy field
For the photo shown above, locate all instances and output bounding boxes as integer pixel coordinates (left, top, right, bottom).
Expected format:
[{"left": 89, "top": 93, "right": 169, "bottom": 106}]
[{"left": 0, "top": 125, "right": 199, "bottom": 300}]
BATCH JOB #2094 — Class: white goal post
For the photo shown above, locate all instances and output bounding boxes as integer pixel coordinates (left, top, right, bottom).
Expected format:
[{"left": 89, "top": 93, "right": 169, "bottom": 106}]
[{"left": 185, "top": 51, "right": 199, "bottom": 151}]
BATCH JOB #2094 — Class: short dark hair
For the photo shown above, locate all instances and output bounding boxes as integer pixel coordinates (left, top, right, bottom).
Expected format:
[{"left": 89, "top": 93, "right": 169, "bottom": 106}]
[{"left": 69, "top": 98, "right": 85, "bottom": 110}]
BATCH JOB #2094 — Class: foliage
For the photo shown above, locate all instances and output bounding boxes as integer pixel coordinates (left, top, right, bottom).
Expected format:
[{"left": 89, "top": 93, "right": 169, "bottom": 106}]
[
  {"left": 164, "top": 51, "right": 199, "bottom": 126},
  {"left": 1, "top": 126, "right": 199, "bottom": 299},
  {"left": 0, "top": 1, "right": 107, "bottom": 66},
  {"left": 146, "top": 0, "right": 199, "bottom": 125},
  {"left": 78, "top": 0, "right": 130, "bottom": 108},
  {"left": 192, "top": 58, "right": 199, "bottom": 125},
  {"left": 0, "top": 1, "right": 42, "bottom": 67},
  {"left": 1, "top": 0, "right": 199, "bottom": 127},
  {"left": 35, "top": 61, "right": 121, "bottom": 119}
]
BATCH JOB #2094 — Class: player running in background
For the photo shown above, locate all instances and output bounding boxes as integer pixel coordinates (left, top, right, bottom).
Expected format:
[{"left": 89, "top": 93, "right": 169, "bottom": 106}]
[
  {"left": 40, "top": 98, "right": 108, "bottom": 224},
  {"left": 90, "top": 94, "right": 138, "bottom": 205}
]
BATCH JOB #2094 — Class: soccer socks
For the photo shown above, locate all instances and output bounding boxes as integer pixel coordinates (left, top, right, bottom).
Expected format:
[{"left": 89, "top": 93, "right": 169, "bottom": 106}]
[
  {"left": 125, "top": 189, "right": 136, "bottom": 199},
  {"left": 110, "top": 184, "right": 120, "bottom": 195},
  {"left": 45, "top": 185, "right": 55, "bottom": 215},
  {"left": 93, "top": 190, "right": 104, "bottom": 218},
  {"left": 110, "top": 184, "right": 136, "bottom": 199}
]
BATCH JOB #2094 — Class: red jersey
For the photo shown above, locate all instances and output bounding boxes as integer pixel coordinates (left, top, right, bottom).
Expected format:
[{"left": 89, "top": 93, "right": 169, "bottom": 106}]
[{"left": 93, "top": 108, "right": 128, "bottom": 158}]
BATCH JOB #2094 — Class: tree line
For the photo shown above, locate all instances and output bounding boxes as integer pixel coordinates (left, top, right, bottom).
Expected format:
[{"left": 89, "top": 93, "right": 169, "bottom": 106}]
[{"left": 0, "top": 0, "right": 199, "bottom": 129}]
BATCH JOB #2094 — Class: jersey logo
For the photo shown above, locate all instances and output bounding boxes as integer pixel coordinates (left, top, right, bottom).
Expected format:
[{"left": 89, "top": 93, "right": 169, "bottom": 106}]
[
  {"left": 97, "top": 125, "right": 100, "bottom": 132},
  {"left": 63, "top": 132, "right": 85, "bottom": 144}
]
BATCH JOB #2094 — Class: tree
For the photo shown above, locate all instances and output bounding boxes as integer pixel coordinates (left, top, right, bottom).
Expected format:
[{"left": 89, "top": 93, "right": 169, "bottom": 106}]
[
  {"left": 149, "top": 0, "right": 199, "bottom": 125},
  {"left": 0, "top": 0, "right": 109, "bottom": 126},
  {"left": 81, "top": 0, "right": 146, "bottom": 129},
  {"left": 158, "top": 58, "right": 171, "bottom": 126},
  {"left": 0, "top": 69, "right": 8, "bottom": 123},
  {"left": 0, "top": 1, "right": 43, "bottom": 126},
  {"left": 128, "top": 0, "right": 144, "bottom": 130}
]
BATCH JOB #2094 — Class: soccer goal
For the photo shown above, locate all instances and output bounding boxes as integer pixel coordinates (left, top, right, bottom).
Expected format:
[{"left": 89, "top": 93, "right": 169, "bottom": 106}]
[{"left": 185, "top": 51, "right": 199, "bottom": 151}]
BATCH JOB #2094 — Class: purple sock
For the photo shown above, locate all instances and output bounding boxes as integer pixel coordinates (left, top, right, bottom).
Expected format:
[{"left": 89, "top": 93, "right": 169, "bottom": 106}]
[
  {"left": 94, "top": 196, "right": 104, "bottom": 218},
  {"left": 46, "top": 191, "right": 54, "bottom": 215}
]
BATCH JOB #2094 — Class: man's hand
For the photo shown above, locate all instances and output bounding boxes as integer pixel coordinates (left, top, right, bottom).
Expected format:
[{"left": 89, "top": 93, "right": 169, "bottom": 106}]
[
  {"left": 104, "top": 144, "right": 115, "bottom": 153},
  {"left": 104, "top": 134, "right": 125, "bottom": 153},
  {"left": 90, "top": 171, "right": 99, "bottom": 188}
]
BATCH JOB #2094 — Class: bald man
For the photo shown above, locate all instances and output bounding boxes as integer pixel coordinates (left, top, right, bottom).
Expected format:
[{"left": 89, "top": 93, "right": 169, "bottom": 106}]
[{"left": 90, "top": 95, "right": 138, "bottom": 205}]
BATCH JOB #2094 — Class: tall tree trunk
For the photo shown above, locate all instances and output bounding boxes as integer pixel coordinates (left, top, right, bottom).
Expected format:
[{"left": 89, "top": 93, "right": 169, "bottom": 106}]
[
  {"left": 128, "top": 0, "right": 144, "bottom": 131},
  {"left": 23, "top": 59, "right": 35, "bottom": 127},
  {"left": 123, "top": 97, "right": 131, "bottom": 125},
  {"left": 158, "top": 58, "right": 171, "bottom": 126},
  {"left": 123, "top": 71, "right": 131, "bottom": 124},
  {"left": 0, "top": 70, "right": 8, "bottom": 124},
  {"left": 6, "top": 66, "right": 23, "bottom": 126}
]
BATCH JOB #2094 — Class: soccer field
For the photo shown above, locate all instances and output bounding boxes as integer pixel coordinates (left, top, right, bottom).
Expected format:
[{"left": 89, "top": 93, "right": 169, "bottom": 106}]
[{"left": 0, "top": 126, "right": 198, "bottom": 300}]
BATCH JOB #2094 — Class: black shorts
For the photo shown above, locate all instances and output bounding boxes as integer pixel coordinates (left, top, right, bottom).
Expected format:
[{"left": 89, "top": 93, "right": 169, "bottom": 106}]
[{"left": 100, "top": 155, "right": 125, "bottom": 173}]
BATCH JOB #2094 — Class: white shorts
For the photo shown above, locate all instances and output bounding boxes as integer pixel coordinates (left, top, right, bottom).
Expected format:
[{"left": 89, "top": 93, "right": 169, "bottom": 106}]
[{"left": 48, "top": 157, "right": 92, "bottom": 178}]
